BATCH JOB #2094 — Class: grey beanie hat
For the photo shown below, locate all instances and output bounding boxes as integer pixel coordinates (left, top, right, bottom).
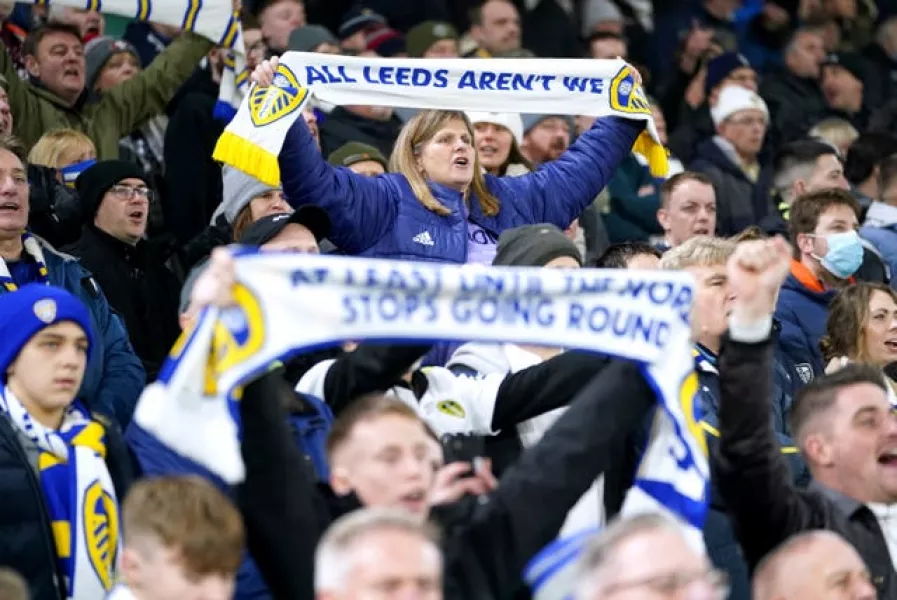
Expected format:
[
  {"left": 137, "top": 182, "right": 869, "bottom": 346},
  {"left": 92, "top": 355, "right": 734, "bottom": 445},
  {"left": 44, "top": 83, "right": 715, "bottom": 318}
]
[
  {"left": 492, "top": 224, "right": 582, "bottom": 267},
  {"left": 214, "top": 167, "right": 282, "bottom": 225},
  {"left": 85, "top": 36, "right": 141, "bottom": 92},
  {"left": 288, "top": 25, "right": 339, "bottom": 52},
  {"left": 521, "top": 113, "right": 575, "bottom": 136}
]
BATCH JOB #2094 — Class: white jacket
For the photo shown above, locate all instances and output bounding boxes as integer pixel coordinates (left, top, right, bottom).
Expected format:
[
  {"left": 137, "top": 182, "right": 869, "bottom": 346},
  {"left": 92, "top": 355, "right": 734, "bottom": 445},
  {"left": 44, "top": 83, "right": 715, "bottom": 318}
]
[
  {"left": 296, "top": 360, "right": 500, "bottom": 437},
  {"left": 446, "top": 342, "right": 606, "bottom": 535}
]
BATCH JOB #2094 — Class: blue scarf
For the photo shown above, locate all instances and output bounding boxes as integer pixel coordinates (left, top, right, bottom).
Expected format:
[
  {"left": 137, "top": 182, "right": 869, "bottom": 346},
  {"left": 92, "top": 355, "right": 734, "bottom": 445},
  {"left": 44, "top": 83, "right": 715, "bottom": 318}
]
[{"left": 0, "top": 231, "right": 49, "bottom": 291}]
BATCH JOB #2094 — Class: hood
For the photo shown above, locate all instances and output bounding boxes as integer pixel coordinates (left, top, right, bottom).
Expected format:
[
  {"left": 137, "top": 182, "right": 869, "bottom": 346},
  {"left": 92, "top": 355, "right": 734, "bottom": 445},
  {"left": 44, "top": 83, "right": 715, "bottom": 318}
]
[
  {"left": 781, "top": 271, "right": 839, "bottom": 303},
  {"left": 864, "top": 202, "right": 897, "bottom": 228},
  {"left": 446, "top": 342, "right": 512, "bottom": 375}
]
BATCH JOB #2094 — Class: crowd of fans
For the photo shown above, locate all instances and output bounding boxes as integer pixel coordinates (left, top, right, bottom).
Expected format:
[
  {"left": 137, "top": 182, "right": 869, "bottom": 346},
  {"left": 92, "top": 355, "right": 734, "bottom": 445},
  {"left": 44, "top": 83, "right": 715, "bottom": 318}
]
[{"left": 0, "top": 0, "right": 896, "bottom": 598}]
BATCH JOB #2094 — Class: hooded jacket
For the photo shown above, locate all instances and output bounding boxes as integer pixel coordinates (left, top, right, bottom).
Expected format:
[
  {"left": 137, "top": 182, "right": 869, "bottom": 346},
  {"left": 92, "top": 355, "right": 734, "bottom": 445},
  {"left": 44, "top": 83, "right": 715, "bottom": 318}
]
[
  {"left": 774, "top": 261, "right": 841, "bottom": 378},
  {"left": 278, "top": 115, "right": 643, "bottom": 263}
]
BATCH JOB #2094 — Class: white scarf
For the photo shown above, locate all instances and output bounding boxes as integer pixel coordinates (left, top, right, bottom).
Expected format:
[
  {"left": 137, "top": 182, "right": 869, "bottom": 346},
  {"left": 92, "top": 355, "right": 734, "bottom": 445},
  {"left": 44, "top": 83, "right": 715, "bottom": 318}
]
[
  {"left": 212, "top": 53, "right": 668, "bottom": 186},
  {"left": 0, "top": 386, "right": 120, "bottom": 600},
  {"left": 133, "top": 253, "right": 707, "bottom": 543}
]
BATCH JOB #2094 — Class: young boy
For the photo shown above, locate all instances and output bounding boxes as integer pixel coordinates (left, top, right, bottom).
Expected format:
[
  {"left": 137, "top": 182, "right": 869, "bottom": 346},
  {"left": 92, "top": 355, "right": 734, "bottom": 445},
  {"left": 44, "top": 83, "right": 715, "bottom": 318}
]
[
  {"left": 113, "top": 476, "right": 245, "bottom": 600},
  {"left": 0, "top": 284, "right": 123, "bottom": 600}
]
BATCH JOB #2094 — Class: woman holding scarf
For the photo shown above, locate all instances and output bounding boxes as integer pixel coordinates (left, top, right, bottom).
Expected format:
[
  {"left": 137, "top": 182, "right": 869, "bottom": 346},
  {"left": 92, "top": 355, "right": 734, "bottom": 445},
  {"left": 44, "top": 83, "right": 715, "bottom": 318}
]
[
  {"left": 0, "top": 285, "right": 132, "bottom": 600},
  {"left": 250, "top": 57, "right": 645, "bottom": 266}
]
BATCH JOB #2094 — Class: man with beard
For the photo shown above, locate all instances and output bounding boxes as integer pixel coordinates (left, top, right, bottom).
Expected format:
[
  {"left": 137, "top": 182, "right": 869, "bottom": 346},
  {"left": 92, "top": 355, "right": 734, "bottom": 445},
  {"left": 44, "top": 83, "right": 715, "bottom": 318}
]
[{"left": 519, "top": 114, "right": 572, "bottom": 167}]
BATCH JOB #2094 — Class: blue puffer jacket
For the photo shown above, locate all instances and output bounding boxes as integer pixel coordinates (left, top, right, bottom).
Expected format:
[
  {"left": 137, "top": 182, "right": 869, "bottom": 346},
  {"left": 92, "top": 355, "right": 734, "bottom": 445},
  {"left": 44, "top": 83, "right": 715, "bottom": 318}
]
[
  {"left": 774, "top": 266, "right": 838, "bottom": 378},
  {"left": 0, "top": 240, "right": 145, "bottom": 427},
  {"left": 278, "top": 115, "right": 644, "bottom": 262}
]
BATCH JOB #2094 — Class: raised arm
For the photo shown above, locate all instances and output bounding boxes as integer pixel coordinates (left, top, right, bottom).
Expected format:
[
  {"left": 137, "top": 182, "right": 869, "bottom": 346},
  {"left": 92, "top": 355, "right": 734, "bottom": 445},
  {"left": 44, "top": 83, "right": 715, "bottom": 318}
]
[
  {"left": 488, "top": 117, "right": 644, "bottom": 229},
  {"left": 98, "top": 32, "right": 213, "bottom": 140},
  {"left": 278, "top": 116, "right": 398, "bottom": 254},
  {"left": 715, "top": 238, "right": 823, "bottom": 569},
  {"left": 448, "top": 359, "right": 656, "bottom": 599}
]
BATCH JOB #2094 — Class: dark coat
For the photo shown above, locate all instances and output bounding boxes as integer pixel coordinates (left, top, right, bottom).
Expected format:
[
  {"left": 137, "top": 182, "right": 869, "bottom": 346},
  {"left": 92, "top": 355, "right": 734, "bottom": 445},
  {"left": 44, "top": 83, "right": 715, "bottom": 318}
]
[
  {"left": 689, "top": 138, "right": 775, "bottom": 236},
  {"left": 0, "top": 412, "right": 133, "bottom": 600},
  {"left": 64, "top": 226, "right": 182, "bottom": 382},
  {"left": 318, "top": 106, "right": 403, "bottom": 159},
  {"left": 715, "top": 333, "right": 897, "bottom": 598}
]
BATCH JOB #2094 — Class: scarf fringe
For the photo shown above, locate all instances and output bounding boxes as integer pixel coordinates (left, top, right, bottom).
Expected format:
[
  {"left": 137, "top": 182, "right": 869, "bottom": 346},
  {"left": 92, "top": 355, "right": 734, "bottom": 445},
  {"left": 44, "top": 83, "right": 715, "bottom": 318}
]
[{"left": 212, "top": 131, "right": 281, "bottom": 187}]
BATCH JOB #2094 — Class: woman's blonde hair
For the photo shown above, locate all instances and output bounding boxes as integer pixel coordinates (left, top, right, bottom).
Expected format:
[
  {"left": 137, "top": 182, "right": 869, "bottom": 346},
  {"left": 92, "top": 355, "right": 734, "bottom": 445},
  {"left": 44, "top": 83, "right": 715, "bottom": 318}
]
[
  {"left": 808, "top": 118, "right": 859, "bottom": 155},
  {"left": 820, "top": 282, "right": 897, "bottom": 362},
  {"left": 27, "top": 128, "right": 96, "bottom": 169},
  {"left": 389, "top": 110, "right": 500, "bottom": 217}
]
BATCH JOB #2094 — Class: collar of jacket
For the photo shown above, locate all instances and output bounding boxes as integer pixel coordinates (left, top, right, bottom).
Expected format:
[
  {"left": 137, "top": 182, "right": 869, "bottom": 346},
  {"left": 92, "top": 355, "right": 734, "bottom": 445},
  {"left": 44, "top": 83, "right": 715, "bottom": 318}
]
[
  {"left": 85, "top": 224, "right": 147, "bottom": 264},
  {"left": 809, "top": 480, "right": 873, "bottom": 519},
  {"left": 789, "top": 259, "right": 852, "bottom": 295},
  {"left": 26, "top": 76, "right": 88, "bottom": 111}
]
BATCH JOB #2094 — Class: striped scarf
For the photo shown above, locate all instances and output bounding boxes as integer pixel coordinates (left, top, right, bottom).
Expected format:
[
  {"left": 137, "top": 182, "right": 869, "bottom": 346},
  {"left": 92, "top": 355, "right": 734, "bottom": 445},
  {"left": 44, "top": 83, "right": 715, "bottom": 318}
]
[
  {"left": 0, "top": 232, "right": 49, "bottom": 291},
  {"left": 0, "top": 386, "right": 119, "bottom": 600}
]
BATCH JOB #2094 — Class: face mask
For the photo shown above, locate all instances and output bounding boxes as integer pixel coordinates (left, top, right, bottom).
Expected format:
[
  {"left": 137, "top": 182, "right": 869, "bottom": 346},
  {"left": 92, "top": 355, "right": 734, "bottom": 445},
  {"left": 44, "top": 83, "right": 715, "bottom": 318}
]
[
  {"left": 60, "top": 159, "right": 96, "bottom": 189},
  {"left": 813, "top": 231, "right": 864, "bottom": 279}
]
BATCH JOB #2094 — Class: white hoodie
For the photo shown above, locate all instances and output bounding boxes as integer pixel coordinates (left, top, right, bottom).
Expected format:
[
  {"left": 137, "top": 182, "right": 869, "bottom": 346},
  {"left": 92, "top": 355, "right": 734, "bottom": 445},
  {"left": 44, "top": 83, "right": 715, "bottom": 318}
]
[{"left": 446, "top": 342, "right": 606, "bottom": 535}]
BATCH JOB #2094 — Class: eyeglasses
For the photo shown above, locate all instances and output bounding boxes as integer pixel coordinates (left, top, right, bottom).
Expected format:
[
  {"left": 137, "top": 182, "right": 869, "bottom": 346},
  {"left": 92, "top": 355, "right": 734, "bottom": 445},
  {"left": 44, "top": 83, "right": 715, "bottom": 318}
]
[
  {"left": 726, "top": 116, "right": 767, "bottom": 128},
  {"left": 109, "top": 184, "right": 152, "bottom": 201},
  {"left": 602, "top": 568, "right": 730, "bottom": 598}
]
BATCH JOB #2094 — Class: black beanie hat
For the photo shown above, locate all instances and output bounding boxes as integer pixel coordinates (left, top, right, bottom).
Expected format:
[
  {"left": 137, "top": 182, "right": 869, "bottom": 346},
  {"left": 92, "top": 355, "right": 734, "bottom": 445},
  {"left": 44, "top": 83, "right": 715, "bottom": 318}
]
[
  {"left": 75, "top": 160, "right": 148, "bottom": 220},
  {"left": 492, "top": 224, "right": 582, "bottom": 267}
]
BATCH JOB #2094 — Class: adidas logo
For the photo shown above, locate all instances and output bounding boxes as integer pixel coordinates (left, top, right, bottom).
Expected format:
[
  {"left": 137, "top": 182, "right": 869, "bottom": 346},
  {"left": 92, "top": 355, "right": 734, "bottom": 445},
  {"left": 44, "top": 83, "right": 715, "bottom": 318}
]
[{"left": 413, "top": 231, "right": 435, "bottom": 246}]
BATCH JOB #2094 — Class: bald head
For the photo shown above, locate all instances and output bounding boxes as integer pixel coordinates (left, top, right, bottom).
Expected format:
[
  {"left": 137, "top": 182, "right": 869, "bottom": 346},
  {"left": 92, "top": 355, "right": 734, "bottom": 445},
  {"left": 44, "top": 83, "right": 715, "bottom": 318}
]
[{"left": 753, "top": 531, "right": 875, "bottom": 600}]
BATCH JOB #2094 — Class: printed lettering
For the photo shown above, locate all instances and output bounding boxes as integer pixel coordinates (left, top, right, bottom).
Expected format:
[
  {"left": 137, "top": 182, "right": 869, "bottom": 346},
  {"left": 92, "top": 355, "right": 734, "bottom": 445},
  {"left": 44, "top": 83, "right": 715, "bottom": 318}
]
[
  {"left": 478, "top": 71, "right": 496, "bottom": 90},
  {"left": 320, "top": 65, "right": 343, "bottom": 84},
  {"left": 305, "top": 66, "right": 329, "bottom": 86},
  {"left": 563, "top": 76, "right": 588, "bottom": 92},
  {"left": 379, "top": 66, "right": 395, "bottom": 84},
  {"left": 433, "top": 69, "right": 449, "bottom": 88},
  {"left": 412, "top": 69, "right": 432, "bottom": 86},
  {"left": 589, "top": 78, "right": 604, "bottom": 94},
  {"left": 394, "top": 67, "right": 411, "bottom": 86},
  {"left": 336, "top": 65, "right": 357, "bottom": 83},
  {"left": 362, "top": 66, "right": 378, "bottom": 84},
  {"left": 458, "top": 70, "right": 477, "bottom": 90},
  {"left": 511, "top": 73, "right": 534, "bottom": 91}
]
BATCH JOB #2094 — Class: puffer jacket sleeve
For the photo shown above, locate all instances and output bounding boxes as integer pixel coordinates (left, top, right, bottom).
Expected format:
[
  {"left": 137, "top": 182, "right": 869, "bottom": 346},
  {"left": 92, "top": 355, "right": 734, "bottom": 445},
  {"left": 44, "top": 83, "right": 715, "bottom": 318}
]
[
  {"left": 773, "top": 297, "right": 817, "bottom": 375},
  {"left": 278, "top": 117, "right": 398, "bottom": 254},
  {"left": 487, "top": 117, "right": 644, "bottom": 228}
]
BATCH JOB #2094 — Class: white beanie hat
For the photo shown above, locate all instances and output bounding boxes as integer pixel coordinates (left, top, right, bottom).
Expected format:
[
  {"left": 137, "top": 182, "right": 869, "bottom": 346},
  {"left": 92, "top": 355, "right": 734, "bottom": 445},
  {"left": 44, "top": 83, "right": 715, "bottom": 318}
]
[
  {"left": 711, "top": 85, "right": 769, "bottom": 127},
  {"left": 464, "top": 112, "right": 524, "bottom": 145}
]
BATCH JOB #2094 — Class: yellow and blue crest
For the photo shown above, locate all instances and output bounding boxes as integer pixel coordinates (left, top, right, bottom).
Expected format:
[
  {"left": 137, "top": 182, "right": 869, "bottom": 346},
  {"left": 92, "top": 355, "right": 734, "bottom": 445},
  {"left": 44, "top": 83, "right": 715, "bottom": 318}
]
[
  {"left": 609, "top": 66, "right": 651, "bottom": 116},
  {"left": 249, "top": 65, "right": 308, "bottom": 127},
  {"left": 437, "top": 400, "right": 466, "bottom": 419},
  {"left": 33, "top": 298, "right": 57, "bottom": 323},
  {"left": 83, "top": 480, "right": 119, "bottom": 591},
  {"left": 678, "top": 372, "right": 707, "bottom": 457},
  {"left": 205, "top": 284, "right": 266, "bottom": 395}
]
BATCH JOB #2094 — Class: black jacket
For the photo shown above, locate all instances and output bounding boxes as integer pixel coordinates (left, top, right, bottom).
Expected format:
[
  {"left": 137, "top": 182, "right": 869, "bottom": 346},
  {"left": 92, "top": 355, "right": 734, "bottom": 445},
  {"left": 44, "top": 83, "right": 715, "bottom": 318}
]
[
  {"left": 319, "top": 107, "right": 403, "bottom": 159},
  {"left": 759, "top": 69, "right": 827, "bottom": 143},
  {"left": 238, "top": 357, "right": 656, "bottom": 600},
  {"left": 715, "top": 333, "right": 897, "bottom": 597},
  {"left": 689, "top": 138, "right": 775, "bottom": 236},
  {"left": 0, "top": 412, "right": 133, "bottom": 600},
  {"left": 64, "top": 226, "right": 182, "bottom": 381}
]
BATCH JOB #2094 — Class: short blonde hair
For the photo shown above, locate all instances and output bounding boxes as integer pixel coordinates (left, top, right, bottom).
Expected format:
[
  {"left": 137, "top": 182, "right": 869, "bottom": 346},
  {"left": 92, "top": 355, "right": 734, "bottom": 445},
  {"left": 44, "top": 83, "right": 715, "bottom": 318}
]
[
  {"left": 390, "top": 109, "right": 499, "bottom": 217},
  {"left": 27, "top": 129, "right": 96, "bottom": 169},
  {"left": 809, "top": 118, "right": 858, "bottom": 154},
  {"left": 659, "top": 235, "right": 735, "bottom": 271}
]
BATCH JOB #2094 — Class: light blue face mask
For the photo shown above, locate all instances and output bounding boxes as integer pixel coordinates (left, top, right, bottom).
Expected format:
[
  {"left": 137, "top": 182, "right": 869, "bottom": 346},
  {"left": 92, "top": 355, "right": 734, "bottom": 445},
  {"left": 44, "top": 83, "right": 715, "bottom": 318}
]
[
  {"left": 59, "top": 159, "right": 96, "bottom": 189},
  {"left": 813, "top": 230, "right": 864, "bottom": 279}
]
